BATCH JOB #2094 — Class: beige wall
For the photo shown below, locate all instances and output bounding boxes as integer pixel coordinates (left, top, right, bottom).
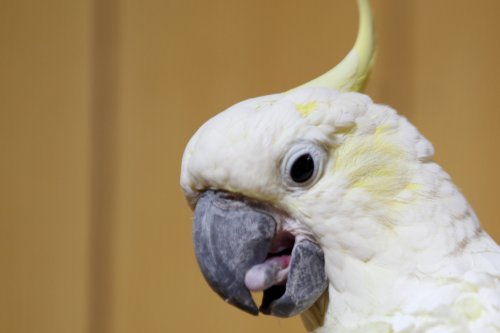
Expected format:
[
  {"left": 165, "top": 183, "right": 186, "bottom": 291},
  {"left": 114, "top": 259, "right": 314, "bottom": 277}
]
[
  {"left": 0, "top": 1, "right": 92, "bottom": 332},
  {"left": 1, "top": 1, "right": 499, "bottom": 333}
]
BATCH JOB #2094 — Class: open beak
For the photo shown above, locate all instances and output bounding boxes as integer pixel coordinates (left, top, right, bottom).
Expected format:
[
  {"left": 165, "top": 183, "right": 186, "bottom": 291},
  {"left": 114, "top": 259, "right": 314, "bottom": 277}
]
[{"left": 192, "top": 190, "right": 328, "bottom": 317}]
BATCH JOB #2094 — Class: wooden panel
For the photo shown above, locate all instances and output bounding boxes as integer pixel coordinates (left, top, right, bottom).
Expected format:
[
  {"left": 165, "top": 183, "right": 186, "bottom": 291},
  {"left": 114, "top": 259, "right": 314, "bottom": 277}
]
[{"left": 0, "top": 1, "right": 92, "bottom": 333}]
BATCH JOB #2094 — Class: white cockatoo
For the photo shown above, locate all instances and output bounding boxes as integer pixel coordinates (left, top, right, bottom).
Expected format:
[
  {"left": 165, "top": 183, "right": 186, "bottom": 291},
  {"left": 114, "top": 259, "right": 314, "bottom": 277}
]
[{"left": 180, "top": 0, "right": 500, "bottom": 332}]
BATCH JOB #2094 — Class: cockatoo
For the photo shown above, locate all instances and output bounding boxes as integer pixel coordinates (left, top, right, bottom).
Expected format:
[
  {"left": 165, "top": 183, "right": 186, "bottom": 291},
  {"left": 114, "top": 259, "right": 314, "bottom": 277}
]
[{"left": 180, "top": 0, "right": 500, "bottom": 332}]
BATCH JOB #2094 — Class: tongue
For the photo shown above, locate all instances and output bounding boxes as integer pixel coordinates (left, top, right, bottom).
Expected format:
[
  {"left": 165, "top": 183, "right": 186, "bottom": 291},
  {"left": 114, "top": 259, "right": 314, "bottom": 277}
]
[{"left": 244, "top": 256, "right": 291, "bottom": 292}]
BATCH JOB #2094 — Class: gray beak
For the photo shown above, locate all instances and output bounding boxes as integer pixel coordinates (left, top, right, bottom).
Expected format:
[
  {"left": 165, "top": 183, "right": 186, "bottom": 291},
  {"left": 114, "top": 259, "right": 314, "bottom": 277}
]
[
  {"left": 193, "top": 190, "right": 328, "bottom": 317},
  {"left": 193, "top": 191, "right": 275, "bottom": 315}
]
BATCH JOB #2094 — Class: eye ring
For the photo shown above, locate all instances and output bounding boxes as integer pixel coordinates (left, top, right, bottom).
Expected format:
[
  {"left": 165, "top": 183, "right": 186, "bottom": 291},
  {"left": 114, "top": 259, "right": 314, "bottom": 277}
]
[{"left": 281, "top": 142, "right": 326, "bottom": 188}]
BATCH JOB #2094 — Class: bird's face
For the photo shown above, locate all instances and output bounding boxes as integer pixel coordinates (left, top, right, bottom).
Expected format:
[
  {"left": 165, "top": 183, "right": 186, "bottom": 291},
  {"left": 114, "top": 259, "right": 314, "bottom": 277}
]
[{"left": 181, "top": 87, "right": 431, "bottom": 317}]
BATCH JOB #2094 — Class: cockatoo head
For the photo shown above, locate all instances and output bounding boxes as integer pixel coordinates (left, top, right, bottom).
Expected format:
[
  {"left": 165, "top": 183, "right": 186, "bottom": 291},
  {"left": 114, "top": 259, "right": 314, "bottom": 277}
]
[
  {"left": 181, "top": 0, "right": 433, "bottom": 321},
  {"left": 181, "top": 85, "right": 434, "bottom": 317}
]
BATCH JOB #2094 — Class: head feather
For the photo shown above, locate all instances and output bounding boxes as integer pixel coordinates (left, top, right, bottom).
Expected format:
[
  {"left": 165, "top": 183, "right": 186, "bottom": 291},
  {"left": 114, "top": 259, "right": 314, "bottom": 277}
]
[{"left": 294, "top": 0, "right": 375, "bottom": 92}]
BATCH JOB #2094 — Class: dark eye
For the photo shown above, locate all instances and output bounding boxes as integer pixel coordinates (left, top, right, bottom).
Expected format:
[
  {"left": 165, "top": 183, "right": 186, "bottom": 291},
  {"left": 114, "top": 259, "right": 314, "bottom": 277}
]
[
  {"left": 282, "top": 142, "right": 326, "bottom": 188},
  {"left": 290, "top": 153, "right": 315, "bottom": 183}
]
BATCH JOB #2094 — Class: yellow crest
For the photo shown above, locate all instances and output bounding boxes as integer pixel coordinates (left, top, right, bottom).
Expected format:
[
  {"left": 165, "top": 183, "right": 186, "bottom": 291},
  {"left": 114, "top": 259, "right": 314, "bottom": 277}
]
[{"left": 293, "top": 0, "right": 375, "bottom": 93}]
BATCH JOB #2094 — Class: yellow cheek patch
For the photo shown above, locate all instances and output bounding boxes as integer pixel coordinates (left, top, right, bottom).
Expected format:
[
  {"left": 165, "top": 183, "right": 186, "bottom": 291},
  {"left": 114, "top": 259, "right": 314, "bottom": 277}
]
[
  {"left": 374, "top": 125, "right": 391, "bottom": 136},
  {"left": 333, "top": 126, "right": 413, "bottom": 202},
  {"left": 295, "top": 101, "right": 318, "bottom": 117},
  {"left": 405, "top": 183, "right": 420, "bottom": 191}
]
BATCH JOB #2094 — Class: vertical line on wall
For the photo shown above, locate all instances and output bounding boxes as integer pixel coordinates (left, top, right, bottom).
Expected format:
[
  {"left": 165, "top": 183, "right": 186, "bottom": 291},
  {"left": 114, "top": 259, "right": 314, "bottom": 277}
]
[
  {"left": 89, "top": 0, "right": 120, "bottom": 332},
  {"left": 369, "top": 0, "right": 416, "bottom": 118}
]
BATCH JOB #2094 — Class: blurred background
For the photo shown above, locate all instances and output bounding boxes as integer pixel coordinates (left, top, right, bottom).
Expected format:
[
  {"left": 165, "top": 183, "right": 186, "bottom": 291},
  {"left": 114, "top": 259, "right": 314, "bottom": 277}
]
[{"left": 1, "top": 0, "right": 499, "bottom": 332}]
